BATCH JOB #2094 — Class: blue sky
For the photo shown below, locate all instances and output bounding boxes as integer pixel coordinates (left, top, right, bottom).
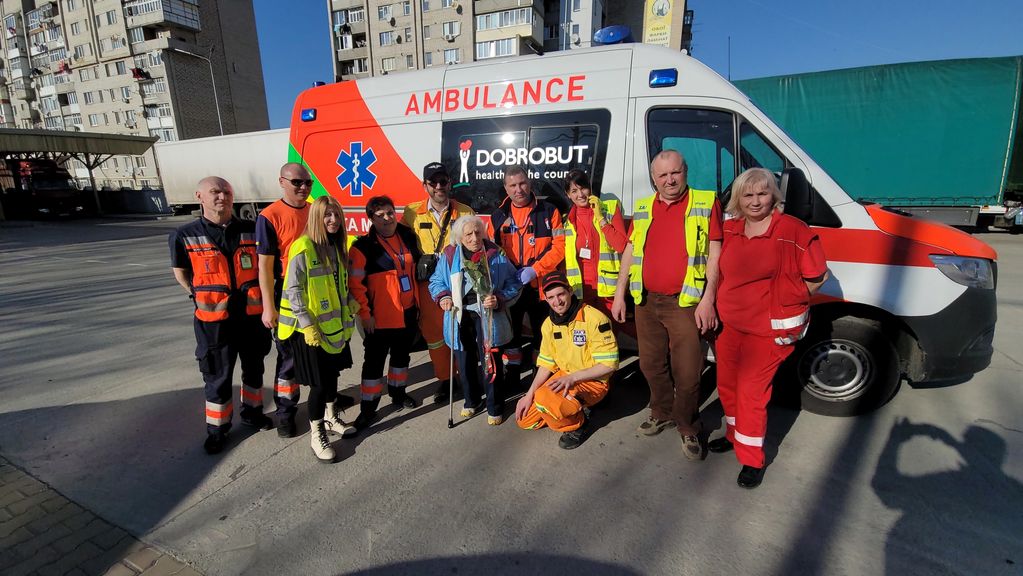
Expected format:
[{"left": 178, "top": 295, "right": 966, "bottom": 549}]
[{"left": 254, "top": 0, "right": 1023, "bottom": 129}]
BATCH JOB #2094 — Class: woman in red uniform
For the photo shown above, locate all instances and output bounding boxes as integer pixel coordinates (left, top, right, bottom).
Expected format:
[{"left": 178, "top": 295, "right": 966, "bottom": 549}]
[
  {"left": 711, "top": 168, "right": 828, "bottom": 488},
  {"left": 562, "top": 170, "right": 630, "bottom": 317}
]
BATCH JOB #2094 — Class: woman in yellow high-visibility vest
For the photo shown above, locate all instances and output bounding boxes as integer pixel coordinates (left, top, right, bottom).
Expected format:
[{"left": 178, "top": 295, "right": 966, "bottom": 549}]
[
  {"left": 563, "top": 169, "right": 630, "bottom": 318},
  {"left": 278, "top": 195, "right": 358, "bottom": 463}
]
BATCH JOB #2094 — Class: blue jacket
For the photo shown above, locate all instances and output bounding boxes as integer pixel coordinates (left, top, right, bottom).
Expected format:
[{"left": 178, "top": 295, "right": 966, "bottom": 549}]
[{"left": 429, "top": 240, "right": 522, "bottom": 351}]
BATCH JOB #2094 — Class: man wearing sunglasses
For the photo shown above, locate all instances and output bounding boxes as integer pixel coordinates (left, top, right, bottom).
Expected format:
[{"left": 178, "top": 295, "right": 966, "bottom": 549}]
[
  {"left": 255, "top": 162, "right": 319, "bottom": 438},
  {"left": 402, "top": 162, "right": 475, "bottom": 403}
]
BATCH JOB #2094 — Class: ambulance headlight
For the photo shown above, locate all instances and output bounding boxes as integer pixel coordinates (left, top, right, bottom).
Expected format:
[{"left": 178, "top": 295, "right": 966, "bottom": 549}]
[{"left": 929, "top": 255, "right": 994, "bottom": 289}]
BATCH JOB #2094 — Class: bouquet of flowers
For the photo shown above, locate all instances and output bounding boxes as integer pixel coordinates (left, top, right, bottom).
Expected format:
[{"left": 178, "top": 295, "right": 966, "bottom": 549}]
[{"left": 462, "top": 249, "right": 497, "bottom": 382}]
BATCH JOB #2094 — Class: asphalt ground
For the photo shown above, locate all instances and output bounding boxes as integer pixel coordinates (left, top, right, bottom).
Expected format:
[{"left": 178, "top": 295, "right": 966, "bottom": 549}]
[{"left": 0, "top": 216, "right": 1021, "bottom": 576}]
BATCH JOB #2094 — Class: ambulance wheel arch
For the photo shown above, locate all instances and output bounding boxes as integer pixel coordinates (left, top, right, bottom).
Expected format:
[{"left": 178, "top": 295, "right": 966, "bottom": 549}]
[{"left": 781, "top": 312, "right": 906, "bottom": 416}]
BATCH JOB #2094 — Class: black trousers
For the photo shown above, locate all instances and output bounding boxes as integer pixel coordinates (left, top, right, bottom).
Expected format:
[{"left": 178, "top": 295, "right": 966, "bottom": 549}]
[
  {"left": 361, "top": 307, "right": 418, "bottom": 399},
  {"left": 194, "top": 314, "right": 271, "bottom": 433}
]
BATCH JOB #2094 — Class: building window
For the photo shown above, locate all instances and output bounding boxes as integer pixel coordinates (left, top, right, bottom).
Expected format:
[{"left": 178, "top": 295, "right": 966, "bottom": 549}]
[
  {"left": 67, "top": 113, "right": 82, "bottom": 126},
  {"left": 128, "top": 27, "right": 144, "bottom": 43},
  {"left": 72, "top": 43, "right": 91, "bottom": 59},
  {"left": 116, "top": 61, "right": 127, "bottom": 75},
  {"left": 382, "top": 57, "right": 396, "bottom": 72},
  {"left": 47, "top": 25, "right": 62, "bottom": 42},
  {"left": 377, "top": 5, "right": 390, "bottom": 20},
  {"left": 442, "top": 0, "right": 453, "bottom": 7},
  {"left": 150, "top": 128, "right": 176, "bottom": 142},
  {"left": 126, "top": 110, "right": 136, "bottom": 123},
  {"left": 70, "top": 21, "right": 83, "bottom": 36},
  {"left": 148, "top": 51, "right": 162, "bottom": 66},
  {"left": 379, "top": 31, "right": 394, "bottom": 46},
  {"left": 423, "top": 25, "right": 430, "bottom": 39},
  {"left": 421, "top": 0, "right": 430, "bottom": 11},
  {"left": 121, "top": 86, "right": 132, "bottom": 100},
  {"left": 476, "top": 8, "right": 534, "bottom": 31},
  {"left": 88, "top": 113, "right": 99, "bottom": 126},
  {"left": 154, "top": 103, "right": 172, "bottom": 117},
  {"left": 79, "top": 68, "right": 92, "bottom": 81},
  {"left": 349, "top": 8, "right": 365, "bottom": 22},
  {"left": 66, "top": 92, "right": 78, "bottom": 104},
  {"left": 105, "top": 10, "right": 118, "bottom": 25},
  {"left": 404, "top": 27, "right": 412, "bottom": 42},
  {"left": 442, "top": 21, "right": 460, "bottom": 36},
  {"left": 443, "top": 48, "right": 459, "bottom": 64},
  {"left": 48, "top": 48, "right": 67, "bottom": 63},
  {"left": 83, "top": 91, "right": 94, "bottom": 104},
  {"left": 141, "top": 78, "right": 166, "bottom": 95},
  {"left": 135, "top": 156, "right": 146, "bottom": 168},
  {"left": 406, "top": 54, "right": 414, "bottom": 68},
  {"left": 402, "top": 1, "right": 411, "bottom": 15},
  {"left": 424, "top": 52, "right": 432, "bottom": 67},
  {"left": 67, "top": 0, "right": 77, "bottom": 10},
  {"left": 572, "top": 0, "right": 581, "bottom": 10},
  {"left": 475, "top": 38, "right": 516, "bottom": 60},
  {"left": 332, "top": 10, "right": 346, "bottom": 26}
]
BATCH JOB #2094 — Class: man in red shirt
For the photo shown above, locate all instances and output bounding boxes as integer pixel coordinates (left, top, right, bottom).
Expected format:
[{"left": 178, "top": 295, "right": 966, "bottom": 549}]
[{"left": 612, "top": 150, "right": 722, "bottom": 461}]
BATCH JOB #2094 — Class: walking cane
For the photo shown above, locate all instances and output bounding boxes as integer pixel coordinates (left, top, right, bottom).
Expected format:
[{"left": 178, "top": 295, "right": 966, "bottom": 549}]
[{"left": 447, "top": 305, "right": 456, "bottom": 429}]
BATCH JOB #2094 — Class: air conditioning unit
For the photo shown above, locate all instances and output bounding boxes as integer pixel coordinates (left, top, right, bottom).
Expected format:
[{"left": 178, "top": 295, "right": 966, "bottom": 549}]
[
  {"left": 122, "top": 97, "right": 130, "bottom": 103},
  {"left": 570, "top": 33, "right": 580, "bottom": 45},
  {"left": 444, "top": 33, "right": 456, "bottom": 42},
  {"left": 125, "top": 122, "right": 136, "bottom": 129},
  {"left": 389, "top": 17, "right": 396, "bottom": 27},
  {"left": 396, "top": 36, "right": 402, "bottom": 44}
]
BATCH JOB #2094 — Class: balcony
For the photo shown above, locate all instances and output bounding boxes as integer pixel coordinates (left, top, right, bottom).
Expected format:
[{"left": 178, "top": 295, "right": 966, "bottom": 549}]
[
  {"left": 14, "top": 85, "right": 35, "bottom": 100},
  {"left": 474, "top": 0, "right": 539, "bottom": 15},
  {"left": 124, "top": 0, "right": 201, "bottom": 32}
]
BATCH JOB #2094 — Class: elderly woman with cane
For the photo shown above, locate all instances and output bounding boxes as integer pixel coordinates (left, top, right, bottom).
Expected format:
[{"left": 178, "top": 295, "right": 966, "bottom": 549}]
[
  {"left": 429, "top": 215, "right": 522, "bottom": 425},
  {"left": 710, "top": 168, "right": 828, "bottom": 488}
]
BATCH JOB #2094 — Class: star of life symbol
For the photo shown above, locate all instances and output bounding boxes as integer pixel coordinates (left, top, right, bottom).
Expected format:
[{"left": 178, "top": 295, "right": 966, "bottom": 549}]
[{"left": 336, "top": 142, "right": 377, "bottom": 197}]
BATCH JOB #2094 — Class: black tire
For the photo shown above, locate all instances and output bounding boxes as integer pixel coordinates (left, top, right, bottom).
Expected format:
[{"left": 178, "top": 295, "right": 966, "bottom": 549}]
[
  {"left": 788, "top": 317, "right": 900, "bottom": 416},
  {"left": 238, "top": 203, "right": 259, "bottom": 221}
]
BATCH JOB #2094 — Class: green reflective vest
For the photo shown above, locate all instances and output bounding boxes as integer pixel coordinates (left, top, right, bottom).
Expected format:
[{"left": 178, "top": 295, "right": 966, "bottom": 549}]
[
  {"left": 565, "top": 199, "right": 621, "bottom": 298},
  {"left": 628, "top": 189, "right": 715, "bottom": 307},
  {"left": 278, "top": 236, "right": 356, "bottom": 354}
]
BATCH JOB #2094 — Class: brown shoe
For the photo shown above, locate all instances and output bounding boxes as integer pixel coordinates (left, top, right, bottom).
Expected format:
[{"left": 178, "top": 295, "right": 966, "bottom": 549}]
[
  {"left": 637, "top": 417, "right": 676, "bottom": 436},
  {"left": 681, "top": 435, "right": 704, "bottom": 461}
]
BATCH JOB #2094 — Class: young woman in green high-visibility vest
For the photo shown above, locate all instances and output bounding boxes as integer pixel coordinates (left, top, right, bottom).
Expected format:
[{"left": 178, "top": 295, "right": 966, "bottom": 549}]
[
  {"left": 278, "top": 195, "right": 359, "bottom": 463},
  {"left": 562, "top": 169, "right": 630, "bottom": 321}
]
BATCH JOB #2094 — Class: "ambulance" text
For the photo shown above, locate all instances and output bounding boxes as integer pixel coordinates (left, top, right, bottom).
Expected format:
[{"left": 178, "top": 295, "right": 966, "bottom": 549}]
[{"left": 404, "top": 75, "right": 586, "bottom": 116}]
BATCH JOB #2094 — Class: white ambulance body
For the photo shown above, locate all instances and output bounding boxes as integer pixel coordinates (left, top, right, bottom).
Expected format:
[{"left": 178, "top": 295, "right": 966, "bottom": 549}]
[{"left": 289, "top": 44, "right": 997, "bottom": 415}]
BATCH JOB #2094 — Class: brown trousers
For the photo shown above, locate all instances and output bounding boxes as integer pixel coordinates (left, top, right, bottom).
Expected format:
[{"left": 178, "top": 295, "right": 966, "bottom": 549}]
[{"left": 634, "top": 292, "right": 704, "bottom": 435}]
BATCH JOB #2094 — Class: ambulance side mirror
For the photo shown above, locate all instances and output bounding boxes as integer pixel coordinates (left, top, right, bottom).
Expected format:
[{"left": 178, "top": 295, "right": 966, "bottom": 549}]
[{"left": 780, "top": 167, "right": 811, "bottom": 222}]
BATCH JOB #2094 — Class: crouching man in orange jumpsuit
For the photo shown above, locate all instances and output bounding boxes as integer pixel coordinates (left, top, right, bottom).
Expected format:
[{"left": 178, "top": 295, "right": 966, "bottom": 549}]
[{"left": 515, "top": 271, "right": 619, "bottom": 449}]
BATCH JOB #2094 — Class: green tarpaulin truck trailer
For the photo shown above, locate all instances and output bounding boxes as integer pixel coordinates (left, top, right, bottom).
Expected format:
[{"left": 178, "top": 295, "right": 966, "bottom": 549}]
[{"left": 735, "top": 56, "right": 1023, "bottom": 230}]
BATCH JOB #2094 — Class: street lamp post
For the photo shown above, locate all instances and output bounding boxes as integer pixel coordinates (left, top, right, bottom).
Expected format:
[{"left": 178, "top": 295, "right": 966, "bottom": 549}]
[{"left": 166, "top": 47, "right": 223, "bottom": 136}]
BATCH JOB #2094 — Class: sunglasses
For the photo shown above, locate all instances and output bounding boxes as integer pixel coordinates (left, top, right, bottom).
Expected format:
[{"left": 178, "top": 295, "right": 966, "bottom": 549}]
[
  {"left": 428, "top": 178, "right": 450, "bottom": 187},
  {"left": 283, "top": 178, "right": 313, "bottom": 187}
]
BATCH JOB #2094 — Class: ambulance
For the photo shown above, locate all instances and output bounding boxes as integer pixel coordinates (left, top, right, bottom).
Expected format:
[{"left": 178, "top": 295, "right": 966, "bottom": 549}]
[{"left": 287, "top": 44, "right": 997, "bottom": 416}]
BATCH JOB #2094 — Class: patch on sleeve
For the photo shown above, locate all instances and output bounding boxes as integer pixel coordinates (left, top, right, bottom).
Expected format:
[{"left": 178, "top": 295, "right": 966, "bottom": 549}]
[
  {"left": 552, "top": 331, "right": 563, "bottom": 340},
  {"left": 597, "top": 322, "right": 612, "bottom": 333}
]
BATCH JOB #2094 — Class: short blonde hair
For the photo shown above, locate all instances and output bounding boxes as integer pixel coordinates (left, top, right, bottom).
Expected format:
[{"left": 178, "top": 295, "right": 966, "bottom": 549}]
[{"left": 725, "top": 168, "right": 783, "bottom": 218}]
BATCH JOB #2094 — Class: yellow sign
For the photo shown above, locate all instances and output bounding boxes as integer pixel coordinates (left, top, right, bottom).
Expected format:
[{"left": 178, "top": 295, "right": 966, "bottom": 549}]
[{"left": 643, "top": 0, "right": 673, "bottom": 47}]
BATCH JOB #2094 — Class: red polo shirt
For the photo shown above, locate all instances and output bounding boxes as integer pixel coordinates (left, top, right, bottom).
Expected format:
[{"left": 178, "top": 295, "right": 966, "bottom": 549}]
[{"left": 632, "top": 191, "right": 723, "bottom": 296}]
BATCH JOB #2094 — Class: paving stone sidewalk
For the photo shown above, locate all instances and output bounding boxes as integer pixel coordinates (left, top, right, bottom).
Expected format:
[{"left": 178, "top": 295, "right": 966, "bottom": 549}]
[{"left": 0, "top": 457, "right": 202, "bottom": 576}]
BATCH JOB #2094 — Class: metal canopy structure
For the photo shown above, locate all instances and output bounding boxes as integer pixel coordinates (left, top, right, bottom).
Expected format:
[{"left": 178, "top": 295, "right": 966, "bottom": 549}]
[{"left": 0, "top": 128, "right": 159, "bottom": 214}]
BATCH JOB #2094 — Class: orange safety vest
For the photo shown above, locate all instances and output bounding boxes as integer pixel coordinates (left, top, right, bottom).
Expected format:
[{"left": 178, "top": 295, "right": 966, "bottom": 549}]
[{"left": 183, "top": 230, "right": 263, "bottom": 322}]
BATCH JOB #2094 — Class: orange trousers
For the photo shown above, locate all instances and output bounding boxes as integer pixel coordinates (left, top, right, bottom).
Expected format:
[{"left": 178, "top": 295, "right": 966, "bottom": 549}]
[
  {"left": 418, "top": 282, "right": 451, "bottom": 381},
  {"left": 516, "top": 371, "right": 609, "bottom": 432}
]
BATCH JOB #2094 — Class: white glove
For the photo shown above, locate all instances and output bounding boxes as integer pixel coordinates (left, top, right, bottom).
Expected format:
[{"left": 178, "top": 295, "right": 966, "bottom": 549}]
[{"left": 518, "top": 266, "right": 537, "bottom": 284}]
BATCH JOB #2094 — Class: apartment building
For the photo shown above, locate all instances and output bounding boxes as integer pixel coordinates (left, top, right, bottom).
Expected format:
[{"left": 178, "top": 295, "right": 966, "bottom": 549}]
[
  {"left": 329, "top": 0, "right": 689, "bottom": 81},
  {"left": 0, "top": 0, "right": 268, "bottom": 190}
]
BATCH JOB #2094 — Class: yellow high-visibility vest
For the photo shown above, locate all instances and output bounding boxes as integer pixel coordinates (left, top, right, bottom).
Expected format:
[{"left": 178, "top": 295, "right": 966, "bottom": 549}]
[
  {"left": 278, "top": 236, "right": 356, "bottom": 353},
  {"left": 628, "top": 189, "right": 715, "bottom": 307},
  {"left": 564, "top": 199, "right": 621, "bottom": 298}
]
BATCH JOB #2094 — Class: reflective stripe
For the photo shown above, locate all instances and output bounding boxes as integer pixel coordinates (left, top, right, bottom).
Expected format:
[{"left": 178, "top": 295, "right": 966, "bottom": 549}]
[
  {"left": 241, "top": 385, "right": 262, "bottom": 405},
  {"left": 632, "top": 211, "right": 649, "bottom": 221},
  {"left": 275, "top": 379, "right": 300, "bottom": 398},
  {"left": 770, "top": 310, "right": 809, "bottom": 330},
  {"left": 504, "top": 348, "right": 523, "bottom": 364},
  {"left": 724, "top": 415, "right": 736, "bottom": 426},
  {"left": 205, "top": 401, "right": 232, "bottom": 425},
  {"left": 562, "top": 228, "right": 575, "bottom": 237},
  {"left": 681, "top": 284, "right": 702, "bottom": 298},
  {"left": 361, "top": 378, "right": 383, "bottom": 400},
  {"left": 552, "top": 228, "right": 567, "bottom": 237},
  {"left": 278, "top": 315, "right": 299, "bottom": 328},
  {"left": 525, "top": 420, "right": 543, "bottom": 430},
  {"left": 687, "top": 256, "right": 708, "bottom": 267},
  {"left": 734, "top": 431, "right": 764, "bottom": 447},
  {"left": 537, "top": 353, "right": 555, "bottom": 365},
  {"left": 598, "top": 253, "right": 618, "bottom": 262},
  {"left": 426, "top": 339, "right": 446, "bottom": 350},
  {"left": 184, "top": 235, "right": 214, "bottom": 247},
  {"left": 631, "top": 256, "right": 643, "bottom": 266},
  {"left": 597, "top": 276, "right": 618, "bottom": 289},
  {"left": 308, "top": 266, "right": 333, "bottom": 278},
  {"left": 689, "top": 207, "right": 712, "bottom": 217},
  {"left": 388, "top": 367, "right": 409, "bottom": 388},
  {"left": 630, "top": 281, "right": 643, "bottom": 292},
  {"left": 351, "top": 268, "right": 366, "bottom": 277},
  {"left": 239, "top": 233, "right": 256, "bottom": 242},
  {"left": 195, "top": 299, "right": 230, "bottom": 312},
  {"left": 775, "top": 336, "right": 796, "bottom": 345}
]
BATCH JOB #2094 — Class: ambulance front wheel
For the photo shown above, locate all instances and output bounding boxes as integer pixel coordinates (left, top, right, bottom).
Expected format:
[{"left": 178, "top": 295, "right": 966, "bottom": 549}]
[
  {"left": 791, "top": 317, "right": 901, "bottom": 417},
  {"left": 238, "top": 203, "right": 259, "bottom": 222}
]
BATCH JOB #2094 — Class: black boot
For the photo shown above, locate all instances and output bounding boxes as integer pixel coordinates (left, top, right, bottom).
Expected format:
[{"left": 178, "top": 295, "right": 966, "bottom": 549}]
[
  {"left": 389, "top": 385, "right": 418, "bottom": 410},
  {"left": 353, "top": 399, "right": 379, "bottom": 431},
  {"left": 433, "top": 380, "right": 450, "bottom": 404}
]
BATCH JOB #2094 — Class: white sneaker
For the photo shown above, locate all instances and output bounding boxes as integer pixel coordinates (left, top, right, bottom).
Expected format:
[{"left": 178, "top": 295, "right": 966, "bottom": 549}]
[{"left": 310, "top": 420, "right": 335, "bottom": 463}]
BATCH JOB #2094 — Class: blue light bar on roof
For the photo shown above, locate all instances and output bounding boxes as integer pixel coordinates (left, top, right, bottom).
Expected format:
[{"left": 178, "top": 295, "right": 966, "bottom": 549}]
[
  {"left": 649, "top": 68, "right": 678, "bottom": 88},
  {"left": 301, "top": 108, "right": 317, "bottom": 122}
]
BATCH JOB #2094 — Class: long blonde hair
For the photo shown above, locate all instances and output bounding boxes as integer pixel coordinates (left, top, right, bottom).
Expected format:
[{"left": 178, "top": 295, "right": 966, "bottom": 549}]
[{"left": 304, "top": 195, "right": 348, "bottom": 270}]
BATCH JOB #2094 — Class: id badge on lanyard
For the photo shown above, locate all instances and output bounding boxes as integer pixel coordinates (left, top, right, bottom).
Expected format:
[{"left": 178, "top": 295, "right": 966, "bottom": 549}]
[{"left": 387, "top": 237, "right": 413, "bottom": 293}]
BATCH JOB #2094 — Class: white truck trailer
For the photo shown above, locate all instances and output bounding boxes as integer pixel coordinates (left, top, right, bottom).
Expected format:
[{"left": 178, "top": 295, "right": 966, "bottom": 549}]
[{"left": 155, "top": 128, "right": 289, "bottom": 220}]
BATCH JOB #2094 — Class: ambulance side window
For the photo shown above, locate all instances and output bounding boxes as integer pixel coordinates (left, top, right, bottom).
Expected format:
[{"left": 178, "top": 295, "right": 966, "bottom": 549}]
[
  {"left": 647, "top": 108, "right": 736, "bottom": 195},
  {"left": 739, "top": 122, "right": 786, "bottom": 174}
]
